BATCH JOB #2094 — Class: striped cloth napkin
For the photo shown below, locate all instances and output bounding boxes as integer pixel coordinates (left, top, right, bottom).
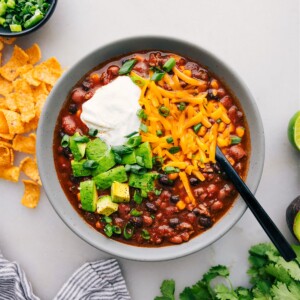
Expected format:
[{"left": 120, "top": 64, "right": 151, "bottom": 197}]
[{"left": 0, "top": 253, "right": 131, "bottom": 300}]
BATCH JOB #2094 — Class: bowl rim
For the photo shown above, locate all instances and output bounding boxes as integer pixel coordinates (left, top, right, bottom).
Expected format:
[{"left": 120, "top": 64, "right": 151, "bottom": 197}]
[
  {"left": 0, "top": 0, "right": 57, "bottom": 37},
  {"left": 37, "top": 36, "right": 265, "bottom": 261}
]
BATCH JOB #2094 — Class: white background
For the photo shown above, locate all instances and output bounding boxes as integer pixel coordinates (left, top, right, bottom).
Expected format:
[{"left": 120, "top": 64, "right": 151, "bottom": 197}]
[{"left": 0, "top": 0, "right": 299, "bottom": 299}]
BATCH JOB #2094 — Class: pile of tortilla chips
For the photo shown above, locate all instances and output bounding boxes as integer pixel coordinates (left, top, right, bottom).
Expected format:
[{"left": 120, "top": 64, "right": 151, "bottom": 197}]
[{"left": 0, "top": 37, "right": 63, "bottom": 208}]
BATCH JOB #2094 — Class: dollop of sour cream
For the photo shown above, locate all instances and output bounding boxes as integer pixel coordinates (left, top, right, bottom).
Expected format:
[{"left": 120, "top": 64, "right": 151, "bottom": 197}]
[{"left": 80, "top": 76, "right": 141, "bottom": 146}]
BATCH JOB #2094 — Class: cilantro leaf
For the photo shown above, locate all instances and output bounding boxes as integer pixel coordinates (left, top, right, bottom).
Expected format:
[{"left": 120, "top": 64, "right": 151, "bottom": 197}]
[
  {"left": 214, "top": 284, "right": 238, "bottom": 300},
  {"left": 155, "top": 279, "right": 175, "bottom": 300},
  {"left": 270, "top": 281, "right": 300, "bottom": 300},
  {"left": 203, "top": 265, "right": 230, "bottom": 283},
  {"left": 179, "top": 281, "right": 212, "bottom": 300}
]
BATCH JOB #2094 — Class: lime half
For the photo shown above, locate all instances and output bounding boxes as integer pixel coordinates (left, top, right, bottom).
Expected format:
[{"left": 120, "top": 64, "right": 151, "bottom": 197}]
[{"left": 288, "top": 111, "right": 300, "bottom": 151}]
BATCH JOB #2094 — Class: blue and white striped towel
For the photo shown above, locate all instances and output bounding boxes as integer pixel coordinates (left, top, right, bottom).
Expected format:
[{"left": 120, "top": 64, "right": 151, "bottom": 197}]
[{"left": 0, "top": 253, "right": 131, "bottom": 300}]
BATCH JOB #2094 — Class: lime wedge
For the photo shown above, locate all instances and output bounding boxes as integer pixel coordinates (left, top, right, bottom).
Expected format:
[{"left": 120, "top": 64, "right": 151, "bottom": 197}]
[{"left": 288, "top": 111, "right": 300, "bottom": 151}]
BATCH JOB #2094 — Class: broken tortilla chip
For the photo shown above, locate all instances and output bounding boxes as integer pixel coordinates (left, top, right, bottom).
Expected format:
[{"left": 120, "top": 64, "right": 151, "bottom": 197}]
[
  {"left": 17, "top": 64, "right": 33, "bottom": 75},
  {"left": 22, "top": 69, "right": 41, "bottom": 87},
  {"left": 0, "top": 165, "right": 20, "bottom": 182},
  {"left": 0, "top": 46, "right": 29, "bottom": 81},
  {"left": 0, "top": 97, "right": 7, "bottom": 109},
  {"left": 0, "top": 76, "right": 13, "bottom": 96},
  {"left": 0, "top": 145, "right": 12, "bottom": 166},
  {"left": 21, "top": 180, "right": 40, "bottom": 208},
  {"left": 5, "top": 94, "right": 18, "bottom": 111},
  {"left": 25, "top": 44, "right": 42, "bottom": 65},
  {"left": 0, "top": 133, "right": 15, "bottom": 140},
  {"left": 1, "top": 109, "right": 24, "bottom": 134},
  {"left": 0, "top": 110, "right": 9, "bottom": 133},
  {"left": 0, "top": 37, "right": 16, "bottom": 45},
  {"left": 12, "top": 133, "right": 36, "bottom": 154},
  {"left": 20, "top": 157, "right": 41, "bottom": 185}
]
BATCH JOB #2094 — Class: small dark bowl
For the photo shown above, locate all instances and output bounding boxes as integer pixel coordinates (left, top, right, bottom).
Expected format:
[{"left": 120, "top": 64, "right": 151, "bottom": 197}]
[{"left": 0, "top": 0, "right": 57, "bottom": 37}]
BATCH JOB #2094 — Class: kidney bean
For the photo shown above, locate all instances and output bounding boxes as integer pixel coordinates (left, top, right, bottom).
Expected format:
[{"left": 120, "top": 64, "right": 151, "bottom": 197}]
[
  {"left": 160, "top": 190, "right": 171, "bottom": 201},
  {"left": 211, "top": 201, "right": 224, "bottom": 212},
  {"left": 165, "top": 206, "right": 179, "bottom": 216},
  {"left": 199, "top": 215, "right": 213, "bottom": 228},
  {"left": 194, "top": 187, "right": 205, "bottom": 197},
  {"left": 228, "top": 145, "right": 246, "bottom": 161},
  {"left": 114, "top": 217, "right": 124, "bottom": 227},
  {"left": 145, "top": 202, "right": 157, "bottom": 213},
  {"left": 107, "top": 65, "right": 120, "bottom": 77},
  {"left": 133, "top": 61, "right": 149, "bottom": 76},
  {"left": 170, "top": 195, "right": 180, "bottom": 203},
  {"left": 181, "top": 231, "right": 190, "bottom": 242},
  {"left": 217, "top": 88, "right": 226, "bottom": 98},
  {"left": 118, "top": 204, "right": 130, "bottom": 217},
  {"left": 169, "top": 235, "right": 183, "bottom": 244},
  {"left": 143, "top": 215, "right": 153, "bottom": 227},
  {"left": 154, "top": 198, "right": 162, "bottom": 207},
  {"left": 62, "top": 115, "right": 76, "bottom": 135},
  {"left": 220, "top": 95, "right": 233, "bottom": 109},
  {"left": 227, "top": 106, "right": 243, "bottom": 125},
  {"left": 68, "top": 103, "right": 78, "bottom": 114},
  {"left": 207, "top": 184, "right": 218, "bottom": 198},
  {"left": 169, "top": 218, "right": 180, "bottom": 228},
  {"left": 160, "top": 202, "right": 167, "bottom": 209},
  {"left": 71, "top": 88, "right": 85, "bottom": 103},
  {"left": 158, "top": 225, "right": 174, "bottom": 237},
  {"left": 178, "top": 222, "right": 193, "bottom": 231},
  {"left": 192, "top": 69, "right": 209, "bottom": 81},
  {"left": 186, "top": 213, "right": 196, "bottom": 223}
]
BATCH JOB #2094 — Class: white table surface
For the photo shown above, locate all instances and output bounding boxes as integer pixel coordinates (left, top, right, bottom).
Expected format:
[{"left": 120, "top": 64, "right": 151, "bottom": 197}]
[{"left": 0, "top": 0, "right": 299, "bottom": 299}]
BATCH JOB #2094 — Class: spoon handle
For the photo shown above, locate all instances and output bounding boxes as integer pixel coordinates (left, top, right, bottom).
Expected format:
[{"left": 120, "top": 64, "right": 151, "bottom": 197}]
[{"left": 215, "top": 147, "right": 296, "bottom": 262}]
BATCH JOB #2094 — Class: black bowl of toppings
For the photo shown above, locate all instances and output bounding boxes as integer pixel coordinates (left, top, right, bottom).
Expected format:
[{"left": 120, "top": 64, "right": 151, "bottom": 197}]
[
  {"left": 37, "top": 37, "right": 265, "bottom": 261},
  {"left": 0, "top": 0, "right": 57, "bottom": 36}
]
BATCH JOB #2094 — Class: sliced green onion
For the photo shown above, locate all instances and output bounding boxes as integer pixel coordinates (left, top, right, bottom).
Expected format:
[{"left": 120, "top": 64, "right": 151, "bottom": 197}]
[
  {"left": 24, "top": 9, "right": 44, "bottom": 29},
  {"left": 102, "top": 216, "right": 112, "bottom": 223},
  {"left": 104, "top": 224, "right": 113, "bottom": 237},
  {"left": 169, "top": 146, "right": 181, "bottom": 154},
  {"left": 125, "top": 164, "right": 147, "bottom": 175},
  {"left": 125, "top": 131, "right": 138, "bottom": 138},
  {"left": 230, "top": 135, "right": 242, "bottom": 145},
  {"left": 88, "top": 128, "right": 98, "bottom": 137},
  {"left": 193, "top": 123, "right": 202, "bottom": 133},
  {"left": 130, "top": 74, "right": 147, "bottom": 87},
  {"left": 154, "top": 189, "right": 162, "bottom": 196},
  {"left": 151, "top": 69, "right": 165, "bottom": 81},
  {"left": 118, "top": 59, "right": 136, "bottom": 75},
  {"left": 164, "top": 166, "right": 180, "bottom": 174},
  {"left": 130, "top": 208, "right": 142, "bottom": 216},
  {"left": 159, "top": 106, "right": 170, "bottom": 117},
  {"left": 136, "top": 156, "right": 144, "bottom": 166},
  {"left": 113, "top": 225, "right": 121, "bottom": 235},
  {"left": 141, "top": 229, "right": 150, "bottom": 240},
  {"left": 166, "top": 136, "right": 173, "bottom": 144},
  {"left": 152, "top": 156, "right": 164, "bottom": 169},
  {"left": 112, "top": 145, "right": 133, "bottom": 155},
  {"left": 163, "top": 58, "right": 176, "bottom": 72},
  {"left": 73, "top": 135, "right": 90, "bottom": 143},
  {"left": 83, "top": 160, "right": 99, "bottom": 170},
  {"left": 178, "top": 102, "right": 186, "bottom": 111},
  {"left": 114, "top": 152, "right": 122, "bottom": 164},
  {"left": 123, "top": 223, "right": 134, "bottom": 239},
  {"left": 156, "top": 130, "right": 163, "bottom": 137},
  {"left": 126, "top": 136, "right": 142, "bottom": 148},
  {"left": 61, "top": 135, "right": 70, "bottom": 148},
  {"left": 137, "top": 109, "right": 148, "bottom": 120},
  {"left": 140, "top": 123, "right": 148, "bottom": 133},
  {"left": 133, "top": 190, "right": 143, "bottom": 204},
  {"left": 216, "top": 118, "right": 222, "bottom": 124}
]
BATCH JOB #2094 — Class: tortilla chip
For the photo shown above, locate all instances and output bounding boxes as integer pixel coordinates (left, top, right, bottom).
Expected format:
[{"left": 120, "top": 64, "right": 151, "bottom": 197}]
[
  {"left": 21, "top": 180, "right": 40, "bottom": 208},
  {"left": 33, "top": 64, "right": 61, "bottom": 86},
  {"left": 0, "top": 37, "right": 16, "bottom": 45},
  {"left": 32, "top": 82, "right": 49, "bottom": 99},
  {"left": 0, "top": 97, "right": 7, "bottom": 109},
  {"left": 0, "top": 145, "right": 12, "bottom": 166},
  {"left": 0, "top": 133, "right": 15, "bottom": 140},
  {"left": 0, "top": 165, "right": 19, "bottom": 182},
  {"left": 12, "top": 133, "right": 36, "bottom": 154},
  {"left": 0, "top": 110, "right": 9, "bottom": 133},
  {"left": 20, "top": 157, "right": 41, "bottom": 185},
  {"left": 22, "top": 69, "right": 41, "bottom": 86},
  {"left": 25, "top": 44, "right": 41, "bottom": 65},
  {"left": 18, "top": 64, "right": 33, "bottom": 75},
  {"left": 1, "top": 109, "right": 24, "bottom": 134},
  {"left": 0, "top": 46, "right": 29, "bottom": 81},
  {"left": 0, "top": 76, "right": 13, "bottom": 96},
  {"left": 0, "top": 140, "right": 12, "bottom": 148},
  {"left": 0, "top": 41, "right": 3, "bottom": 51},
  {"left": 5, "top": 94, "right": 18, "bottom": 111},
  {"left": 23, "top": 116, "right": 39, "bottom": 133},
  {"left": 35, "top": 94, "right": 47, "bottom": 118},
  {"left": 9, "top": 148, "right": 14, "bottom": 165}
]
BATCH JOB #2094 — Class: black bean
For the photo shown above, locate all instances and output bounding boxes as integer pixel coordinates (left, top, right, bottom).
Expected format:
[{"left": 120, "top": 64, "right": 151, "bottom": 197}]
[
  {"left": 68, "top": 103, "right": 78, "bottom": 114},
  {"left": 170, "top": 195, "right": 180, "bottom": 203},
  {"left": 69, "top": 175, "right": 80, "bottom": 184},
  {"left": 192, "top": 208, "right": 201, "bottom": 216},
  {"left": 198, "top": 216, "right": 213, "bottom": 228},
  {"left": 189, "top": 177, "right": 200, "bottom": 186},
  {"left": 169, "top": 218, "right": 179, "bottom": 228},
  {"left": 158, "top": 175, "right": 174, "bottom": 187},
  {"left": 62, "top": 147, "right": 72, "bottom": 159},
  {"left": 145, "top": 202, "right": 157, "bottom": 213},
  {"left": 129, "top": 216, "right": 143, "bottom": 228},
  {"left": 82, "top": 81, "right": 91, "bottom": 91},
  {"left": 207, "top": 89, "right": 219, "bottom": 100},
  {"left": 59, "top": 130, "right": 65, "bottom": 138}
]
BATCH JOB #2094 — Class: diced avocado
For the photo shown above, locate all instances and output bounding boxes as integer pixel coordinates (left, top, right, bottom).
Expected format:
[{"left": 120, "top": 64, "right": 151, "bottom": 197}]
[
  {"left": 69, "top": 133, "right": 87, "bottom": 161},
  {"left": 111, "top": 182, "right": 130, "bottom": 203},
  {"left": 94, "top": 166, "right": 128, "bottom": 190},
  {"left": 128, "top": 172, "right": 158, "bottom": 192},
  {"left": 71, "top": 160, "right": 92, "bottom": 177},
  {"left": 135, "top": 142, "right": 152, "bottom": 169},
  {"left": 86, "top": 138, "right": 108, "bottom": 161},
  {"left": 91, "top": 150, "right": 116, "bottom": 176},
  {"left": 121, "top": 151, "right": 136, "bottom": 165},
  {"left": 80, "top": 180, "right": 97, "bottom": 212},
  {"left": 96, "top": 195, "right": 118, "bottom": 216}
]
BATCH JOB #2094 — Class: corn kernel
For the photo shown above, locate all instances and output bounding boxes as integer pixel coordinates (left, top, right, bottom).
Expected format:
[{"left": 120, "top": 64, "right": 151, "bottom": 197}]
[
  {"left": 168, "top": 173, "right": 179, "bottom": 180},
  {"left": 176, "top": 200, "right": 186, "bottom": 210},
  {"left": 210, "top": 79, "right": 219, "bottom": 89},
  {"left": 77, "top": 193, "right": 81, "bottom": 202},
  {"left": 236, "top": 126, "right": 245, "bottom": 137}
]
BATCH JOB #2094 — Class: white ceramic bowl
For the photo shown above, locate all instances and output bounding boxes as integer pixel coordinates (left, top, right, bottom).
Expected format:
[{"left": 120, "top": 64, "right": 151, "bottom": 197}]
[{"left": 37, "top": 36, "right": 265, "bottom": 261}]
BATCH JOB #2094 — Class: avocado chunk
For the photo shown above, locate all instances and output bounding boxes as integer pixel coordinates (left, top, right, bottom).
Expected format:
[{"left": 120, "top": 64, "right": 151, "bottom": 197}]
[
  {"left": 111, "top": 181, "right": 130, "bottom": 203},
  {"left": 96, "top": 195, "right": 118, "bottom": 216},
  {"left": 86, "top": 138, "right": 108, "bottom": 161},
  {"left": 121, "top": 151, "right": 136, "bottom": 165},
  {"left": 91, "top": 150, "right": 116, "bottom": 176},
  {"left": 94, "top": 166, "right": 128, "bottom": 190},
  {"left": 71, "top": 160, "right": 92, "bottom": 177},
  {"left": 128, "top": 172, "right": 158, "bottom": 193},
  {"left": 80, "top": 180, "right": 97, "bottom": 212},
  {"left": 135, "top": 142, "right": 152, "bottom": 169},
  {"left": 69, "top": 133, "right": 87, "bottom": 161}
]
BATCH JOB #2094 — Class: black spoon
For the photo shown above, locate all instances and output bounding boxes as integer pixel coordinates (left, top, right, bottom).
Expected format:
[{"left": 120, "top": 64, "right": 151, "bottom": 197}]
[{"left": 215, "top": 146, "right": 296, "bottom": 262}]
